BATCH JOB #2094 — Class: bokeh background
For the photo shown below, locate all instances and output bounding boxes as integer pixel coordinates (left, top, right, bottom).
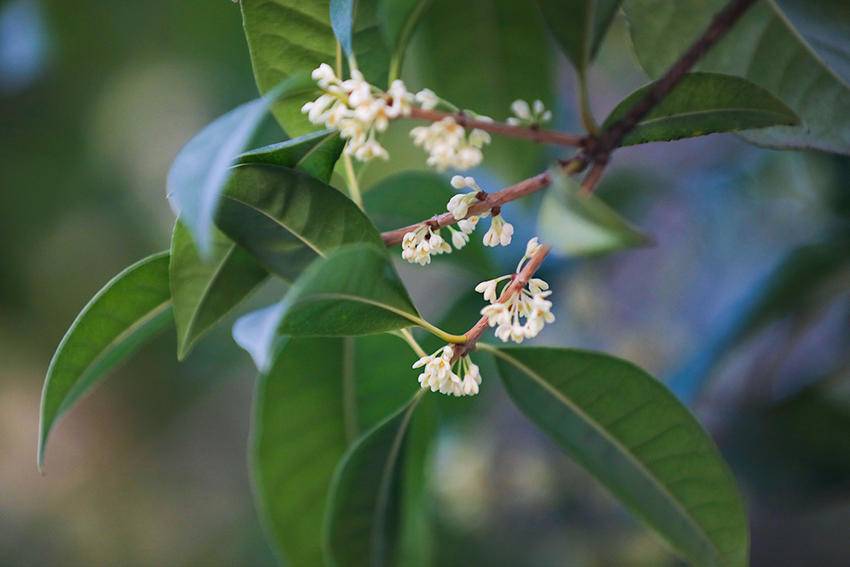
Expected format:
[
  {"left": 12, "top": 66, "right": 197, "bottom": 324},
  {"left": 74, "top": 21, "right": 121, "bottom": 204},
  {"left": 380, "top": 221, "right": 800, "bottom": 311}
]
[{"left": 1, "top": 0, "right": 848, "bottom": 565}]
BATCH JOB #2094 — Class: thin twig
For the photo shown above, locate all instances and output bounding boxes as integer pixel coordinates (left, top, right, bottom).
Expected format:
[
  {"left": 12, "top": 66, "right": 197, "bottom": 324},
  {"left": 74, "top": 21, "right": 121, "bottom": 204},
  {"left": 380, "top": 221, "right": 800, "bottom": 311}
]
[
  {"left": 454, "top": 243, "right": 551, "bottom": 360},
  {"left": 380, "top": 158, "right": 585, "bottom": 246},
  {"left": 408, "top": 107, "right": 583, "bottom": 147},
  {"left": 587, "top": 0, "right": 759, "bottom": 161},
  {"left": 579, "top": 161, "right": 607, "bottom": 196}
]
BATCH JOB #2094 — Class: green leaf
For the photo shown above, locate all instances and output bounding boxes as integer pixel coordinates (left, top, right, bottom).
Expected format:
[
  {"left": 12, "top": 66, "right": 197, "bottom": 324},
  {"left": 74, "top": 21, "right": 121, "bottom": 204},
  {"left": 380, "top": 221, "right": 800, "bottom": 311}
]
[
  {"left": 490, "top": 346, "right": 749, "bottom": 567},
  {"left": 325, "top": 392, "right": 425, "bottom": 567},
  {"left": 169, "top": 223, "right": 267, "bottom": 360},
  {"left": 538, "top": 169, "right": 650, "bottom": 257},
  {"left": 240, "top": 0, "right": 389, "bottom": 136},
  {"left": 535, "top": 0, "right": 622, "bottom": 72},
  {"left": 39, "top": 253, "right": 172, "bottom": 469},
  {"left": 411, "top": 0, "right": 555, "bottom": 179},
  {"left": 624, "top": 0, "right": 850, "bottom": 154},
  {"left": 167, "top": 74, "right": 315, "bottom": 254},
  {"left": 252, "top": 334, "right": 423, "bottom": 566},
  {"left": 215, "top": 163, "right": 383, "bottom": 282},
  {"left": 364, "top": 171, "right": 494, "bottom": 275},
  {"left": 377, "top": 0, "right": 433, "bottom": 79},
  {"left": 603, "top": 73, "right": 799, "bottom": 146},
  {"left": 774, "top": 0, "right": 850, "bottom": 85},
  {"left": 233, "top": 244, "right": 420, "bottom": 371},
  {"left": 170, "top": 131, "right": 344, "bottom": 359}
]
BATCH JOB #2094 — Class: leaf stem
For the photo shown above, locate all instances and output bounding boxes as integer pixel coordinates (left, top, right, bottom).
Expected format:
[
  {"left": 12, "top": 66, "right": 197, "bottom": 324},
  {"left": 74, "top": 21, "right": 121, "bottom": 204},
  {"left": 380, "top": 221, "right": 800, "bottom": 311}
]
[
  {"left": 395, "top": 328, "right": 428, "bottom": 358},
  {"left": 414, "top": 317, "right": 467, "bottom": 344},
  {"left": 577, "top": 70, "right": 599, "bottom": 135},
  {"left": 342, "top": 152, "right": 363, "bottom": 208}
]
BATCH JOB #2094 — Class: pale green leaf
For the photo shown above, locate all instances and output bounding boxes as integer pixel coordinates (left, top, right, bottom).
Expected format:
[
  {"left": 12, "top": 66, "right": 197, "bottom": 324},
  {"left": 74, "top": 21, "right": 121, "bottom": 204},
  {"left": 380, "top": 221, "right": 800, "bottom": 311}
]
[{"left": 538, "top": 169, "right": 650, "bottom": 257}]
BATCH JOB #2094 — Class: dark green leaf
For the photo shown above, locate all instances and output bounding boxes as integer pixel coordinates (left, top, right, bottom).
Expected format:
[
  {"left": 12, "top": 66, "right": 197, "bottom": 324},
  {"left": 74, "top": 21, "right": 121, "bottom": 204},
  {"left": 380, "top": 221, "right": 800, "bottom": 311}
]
[
  {"left": 252, "top": 334, "right": 423, "bottom": 566},
  {"left": 624, "top": 0, "right": 850, "bottom": 154},
  {"left": 364, "top": 171, "right": 494, "bottom": 275},
  {"left": 171, "top": 131, "right": 344, "bottom": 358},
  {"left": 536, "top": 0, "right": 622, "bottom": 72},
  {"left": 325, "top": 392, "right": 425, "bottom": 567},
  {"left": 39, "top": 253, "right": 172, "bottom": 469},
  {"left": 167, "top": 74, "right": 315, "bottom": 253},
  {"left": 169, "top": 223, "right": 267, "bottom": 360},
  {"left": 491, "top": 346, "right": 748, "bottom": 567},
  {"left": 538, "top": 169, "right": 650, "bottom": 256},
  {"left": 603, "top": 73, "right": 799, "bottom": 146},
  {"left": 216, "top": 163, "right": 383, "bottom": 281},
  {"left": 233, "top": 244, "right": 420, "bottom": 371}
]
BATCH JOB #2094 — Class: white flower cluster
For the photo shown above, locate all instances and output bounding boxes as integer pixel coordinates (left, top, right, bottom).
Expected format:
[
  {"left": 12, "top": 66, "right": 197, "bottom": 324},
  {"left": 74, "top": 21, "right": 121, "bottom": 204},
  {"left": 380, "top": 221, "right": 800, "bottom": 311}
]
[
  {"left": 449, "top": 175, "right": 514, "bottom": 248},
  {"left": 302, "top": 63, "right": 415, "bottom": 162},
  {"left": 401, "top": 224, "right": 452, "bottom": 265},
  {"left": 410, "top": 117, "right": 491, "bottom": 171},
  {"left": 413, "top": 345, "right": 482, "bottom": 396},
  {"left": 507, "top": 99, "right": 552, "bottom": 127},
  {"left": 477, "top": 238, "right": 554, "bottom": 343}
]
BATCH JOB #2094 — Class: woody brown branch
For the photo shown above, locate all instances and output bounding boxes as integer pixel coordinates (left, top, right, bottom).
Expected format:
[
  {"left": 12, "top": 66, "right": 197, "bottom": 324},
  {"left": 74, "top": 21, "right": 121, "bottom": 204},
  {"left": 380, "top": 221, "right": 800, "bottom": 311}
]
[
  {"left": 381, "top": 0, "right": 758, "bottom": 246},
  {"left": 453, "top": 243, "right": 551, "bottom": 360},
  {"left": 408, "top": 107, "right": 583, "bottom": 147}
]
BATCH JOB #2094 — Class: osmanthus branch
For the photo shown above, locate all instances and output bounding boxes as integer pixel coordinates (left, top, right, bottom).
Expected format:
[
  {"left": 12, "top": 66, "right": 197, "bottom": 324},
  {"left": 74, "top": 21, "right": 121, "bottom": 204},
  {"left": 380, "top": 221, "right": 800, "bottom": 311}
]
[
  {"left": 408, "top": 107, "right": 584, "bottom": 147},
  {"left": 455, "top": 243, "right": 551, "bottom": 359},
  {"left": 381, "top": 0, "right": 759, "bottom": 243},
  {"left": 380, "top": 157, "right": 586, "bottom": 246}
]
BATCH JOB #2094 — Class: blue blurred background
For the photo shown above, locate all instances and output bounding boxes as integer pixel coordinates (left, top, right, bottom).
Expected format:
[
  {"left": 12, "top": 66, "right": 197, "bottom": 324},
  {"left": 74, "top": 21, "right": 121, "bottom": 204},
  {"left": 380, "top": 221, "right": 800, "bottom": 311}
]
[{"left": 1, "top": 1, "right": 848, "bottom": 565}]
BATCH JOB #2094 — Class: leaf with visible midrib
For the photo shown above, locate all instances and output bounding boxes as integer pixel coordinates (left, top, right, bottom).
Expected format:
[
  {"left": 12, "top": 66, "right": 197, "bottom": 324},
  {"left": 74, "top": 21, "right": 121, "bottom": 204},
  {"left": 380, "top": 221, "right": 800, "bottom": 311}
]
[
  {"left": 603, "top": 73, "right": 799, "bottom": 146},
  {"left": 170, "top": 131, "right": 343, "bottom": 359},
  {"left": 216, "top": 163, "right": 384, "bottom": 282},
  {"left": 252, "top": 334, "right": 421, "bottom": 566},
  {"left": 624, "top": 0, "right": 850, "bottom": 154},
  {"left": 490, "top": 346, "right": 749, "bottom": 567},
  {"left": 39, "top": 252, "right": 172, "bottom": 468},
  {"left": 169, "top": 224, "right": 267, "bottom": 360},
  {"left": 325, "top": 393, "right": 424, "bottom": 567},
  {"left": 233, "top": 244, "right": 420, "bottom": 372},
  {"left": 377, "top": 0, "right": 433, "bottom": 77}
]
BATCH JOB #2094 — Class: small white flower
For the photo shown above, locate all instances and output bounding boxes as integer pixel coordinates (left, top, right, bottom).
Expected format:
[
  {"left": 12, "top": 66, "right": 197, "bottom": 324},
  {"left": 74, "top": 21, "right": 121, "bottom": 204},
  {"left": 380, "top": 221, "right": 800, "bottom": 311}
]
[
  {"left": 311, "top": 63, "right": 337, "bottom": 87},
  {"left": 386, "top": 80, "right": 412, "bottom": 118},
  {"left": 478, "top": 247, "right": 554, "bottom": 343},
  {"left": 400, "top": 224, "right": 451, "bottom": 265},
  {"left": 511, "top": 99, "right": 532, "bottom": 121},
  {"left": 415, "top": 88, "right": 439, "bottom": 110},
  {"left": 482, "top": 214, "right": 513, "bottom": 247},
  {"left": 458, "top": 215, "right": 479, "bottom": 235},
  {"left": 449, "top": 227, "right": 470, "bottom": 249},
  {"left": 413, "top": 346, "right": 482, "bottom": 397},
  {"left": 446, "top": 192, "right": 480, "bottom": 220},
  {"left": 525, "top": 237, "right": 541, "bottom": 258},
  {"left": 507, "top": 98, "right": 552, "bottom": 126},
  {"left": 410, "top": 117, "right": 489, "bottom": 171}
]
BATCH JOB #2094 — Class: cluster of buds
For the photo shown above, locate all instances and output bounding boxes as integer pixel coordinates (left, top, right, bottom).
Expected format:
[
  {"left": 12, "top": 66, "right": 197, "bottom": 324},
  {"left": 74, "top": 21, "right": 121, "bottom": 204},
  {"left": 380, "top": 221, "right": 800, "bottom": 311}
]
[
  {"left": 477, "top": 238, "right": 554, "bottom": 343},
  {"left": 302, "top": 63, "right": 415, "bottom": 162},
  {"left": 410, "top": 117, "right": 492, "bottom": 171},
  {"left": 413, "top": 345, "right": 482, "bottom": 396},
  {"left": 507, "top": 99, "right": 552, "bottom": 127}
]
